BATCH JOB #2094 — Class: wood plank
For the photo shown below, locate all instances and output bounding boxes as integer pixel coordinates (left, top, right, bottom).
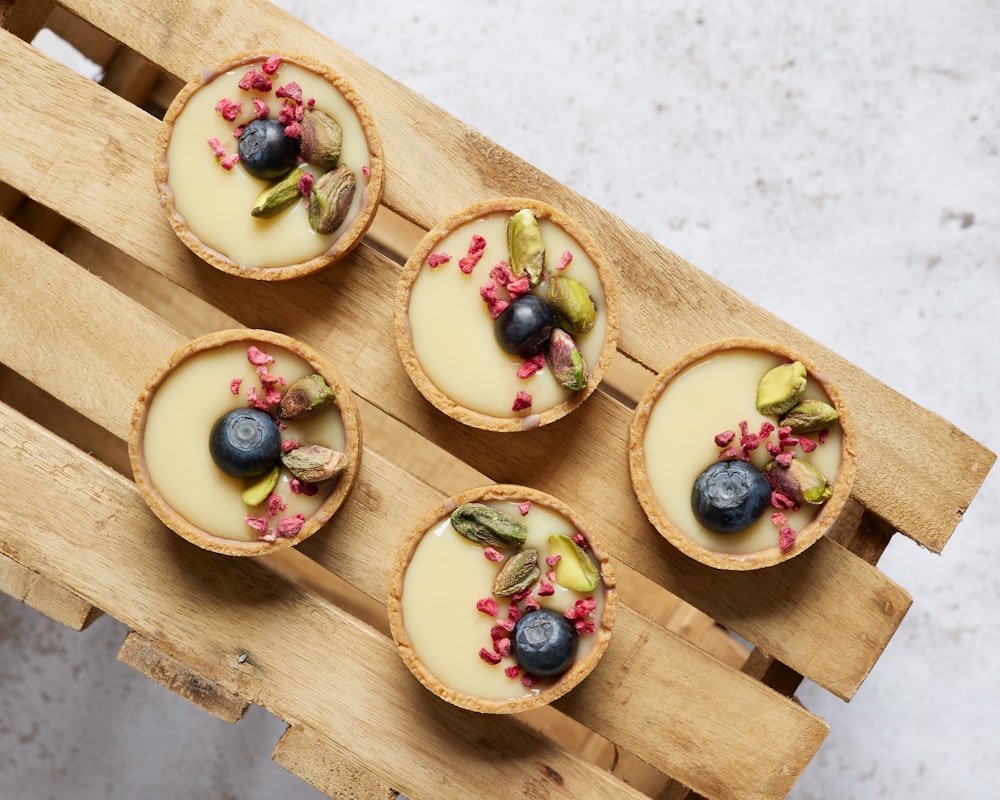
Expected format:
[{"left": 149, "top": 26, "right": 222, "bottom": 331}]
[
  {"left": 0, "top": 551, "right": 100, "bottom": 631},
  {"left": 0, "top": 0, "right": 53, "bottom": 40},
  {"left": 117, "top": 632, "right": 250, "bottom": 722},
  {"left": 0, "top": 404, "right": 828, "bottom": 800},
  {"left": 46, "top": 0, "right": 994, "bottom": 554},
  {"left": 272, "top": 725, "right": 399, "bottom": 800},
  {"left": 0, "top": 196, "right": 912, "bottom": 701}
]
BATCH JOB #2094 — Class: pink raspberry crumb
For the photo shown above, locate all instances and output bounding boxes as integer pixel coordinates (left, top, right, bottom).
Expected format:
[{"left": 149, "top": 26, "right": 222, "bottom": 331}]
[
  {"left": 504, "top": 665, "right": 521, "bottom": 680},
  {"left": 281, "top": 439, "right": 299, "bottom": 453},
  {"left": 511, "top": 390, "right": 532, "bottom": 412},
  {"left": 220, "top": 153, "right": 240, "bottom": 170},
  {"left": 517, "top": 354, "right": 546, "bottom": 379},
  {"left": 545, "top": 554, "right": 562, "bottom": 567},
  {"left": 483, "top": 547, "right": 504, "bottom": 562},
  {"left": 714, "top": 430, "right": 736, "bottom": 447},
  {"left": 275, "top": 514, "right": 305, "bottom": 538},
  {"left": 245, "top": 516, "right": 268, "bottom": 535},
  {"left": 237, "top": 70, "right": 257, "bottom": 91},
  {"left": 361, "top": 164, "right": 371, "bottom": 177},
  {"left": 489, "top": 261, "right": 515, "bottom": 287},
  {"left": 494, "top": 638, "right": 512, "bottom": 658},
  {"left": 778, "top": 527, "right": 797, "bottom": 552},
  {"left": 207, "top": 137, "right": 226, "bottom": 158},
  {"left": 506, "top": 275, "right": 531, "bottom": 300},
  {"left": 459, "top": 234, "right": 487, "bottom": 274},
  {"left": 267, "top": 494, "right": 287, "bottom": 517},
  {"left": 494, "top": 618, "right": 515, "bottom": 633},
  {"left": 253, "top": 98, "right": 270, "bottom": 119},
  {"left": 427, "top": 252, "right": 451, "bottom": 268},
  {"left": 214, "top": 98, "right": 242, "bottom": 121},
  {"left": 537, "top": 579, "right": 555, "bottom": 597},
  {"left": 261, "top": 54, "right": 281, "bottom": 74},
  {"left": 275, "top": 81, "right": 303, "bottom": 104},
  {"left": 247, "top": 345, "right": 274, "bottom": 366},
  {"left": 524, "top": 595, "right": 540, "bottom": 611},
  {"left": 799, "top": 435, "right": 817, "bottom": 452},
  {"left": 297, "top": 173, "right": 314, "bottom": 196},
  {"left": 479, "top": 282, "right": 509, "bottom": 319},
  {"left": 229, "top": 378, "right": 242, "bottom": 395},
  {"left": 476, "top": 597, "right": 499, "bottom": 617},
  {"left": 775, "top": 452, "right": 794, "bottom": 467},
  {"left": 479, "top": 648, "right": 502, "bottom": 666},
  {"left": 518, "top": 501, "right": 532, "bottom": 516},
  {"left": 770, "top": 512, "right": 788, "bottom": 526},
  {"left": 574, "top": 620, "right": 596, "bottom": 635},
  {"left": 289, "top": 478, "right": 318, "bottom": 496},
  {"left": 571, "top": 533, "right": 588, "bottom": 549},
  {"left": 557, "top": 250, "right": 573, "bottom": 270},
  {"left": 520, "top": 674, "right": 540, "bottom": 688},
  {"left": 283, "top": 121, "right": 301, "bottom": 139}
]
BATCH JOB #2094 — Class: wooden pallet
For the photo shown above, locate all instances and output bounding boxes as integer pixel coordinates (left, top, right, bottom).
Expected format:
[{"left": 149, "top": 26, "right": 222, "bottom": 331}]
[{"left": 0, "top": 1, "right": 994, "bottom": 798}]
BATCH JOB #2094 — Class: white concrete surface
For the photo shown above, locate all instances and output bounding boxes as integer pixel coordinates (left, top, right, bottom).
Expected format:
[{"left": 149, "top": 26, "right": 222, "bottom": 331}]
[{"left": 4, "top": 1, "right": 998, "bottom": 797}]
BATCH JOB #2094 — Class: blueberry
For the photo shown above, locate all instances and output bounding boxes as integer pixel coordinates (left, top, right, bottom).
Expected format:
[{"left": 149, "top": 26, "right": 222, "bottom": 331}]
[
  {"left": 237, "top": 119, "right": 300, "bottom": 180},
  {"left": 691, "top": 460, "right": 771, "bottom": 534},
  {"left": 208, "top": 408, "right": 282, "bottom": 478},
  {"left": 493, "top": 294, "right": 555, "bottom": 357},
  {"left": 511, "top": 608, "right": 578, "bottom": 678}
]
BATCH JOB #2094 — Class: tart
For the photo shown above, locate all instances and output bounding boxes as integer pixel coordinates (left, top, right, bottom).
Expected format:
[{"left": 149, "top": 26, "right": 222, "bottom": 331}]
[
  {"left": 394, "top": 198, "right": 619, "bottom": 431},
  {"left": 387, "top": 484, "right": 617, "bottom": 714},
  {"left": 154, "top": 51, "right": 383, "bottom": 280},
  {"left": 628, "top": 338, "right": 857, "bottom": 570},
  {"left": 128, "top": 329, "right": 362, "bottom": 556}
]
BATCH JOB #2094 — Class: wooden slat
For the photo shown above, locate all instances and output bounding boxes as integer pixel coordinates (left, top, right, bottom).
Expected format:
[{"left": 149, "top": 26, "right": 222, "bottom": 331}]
[
  {"left": 0, "top": 404, "right": 828, "bottom": 800},
  {"left": 272, "top": 725, "right": 399, "bottom": 800},
  {"left": 46, "top": 0, "right": 994, "bottom": 555},
  {"left": 0, "top": 212, "right": 911, "bottom": 701},
  {"left": 0, "top": 551, "right": 100, "bottom": 631},
  {"left": 117, "top": 632, "right": 250, "bottom": 722}
]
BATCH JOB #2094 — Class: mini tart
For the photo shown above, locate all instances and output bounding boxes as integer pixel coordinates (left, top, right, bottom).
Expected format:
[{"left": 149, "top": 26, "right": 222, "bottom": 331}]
[
  {"left": 387, "top": 484, "right": 617, "bottom": 714},
  {"left": 628, "top": 338, "right": 857, "bottom": 570},
  {"left": 154, "top": 51, "right": 384, "bottom": 280},
  {"left": 394, "top": 197, "right": 620, "bottom": 432},
  {"left": 128, "top": 329, "right": 362, "bottom": 556}
]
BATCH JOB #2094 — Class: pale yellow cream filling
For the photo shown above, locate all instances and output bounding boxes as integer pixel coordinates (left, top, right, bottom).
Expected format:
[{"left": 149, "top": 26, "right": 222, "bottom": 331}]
[
  {"left": 407, "top": 212, "right": 607, "bottom": 419},
  {"left": 400, "top": 500, "right": 605, "bottom": 701},
  {"left": 165, "top": 60, "right": 372, "bottom": 268},
  {"left": 143, "top": 342, "right": 346, "bottom": 540},
  {"left": 642, "top": 349, "right": 842, "bottom": 554}
]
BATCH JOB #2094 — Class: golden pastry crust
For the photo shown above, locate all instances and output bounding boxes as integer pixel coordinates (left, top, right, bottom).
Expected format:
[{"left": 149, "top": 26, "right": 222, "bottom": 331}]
[
  {"left": 128, "top": 328, "right": 362, "bottom": 556},
  {"left": 628, "top": 337, "right": 857, "bottom": 570},
  {"left": 387, "top": 484, "right": 617, "bottom": 714},
  {"left": 154, "top": 51, "right": 383, "bottom": 281},
  {"left": 394, "top": 197, "right": 620, "bottom": 432}
]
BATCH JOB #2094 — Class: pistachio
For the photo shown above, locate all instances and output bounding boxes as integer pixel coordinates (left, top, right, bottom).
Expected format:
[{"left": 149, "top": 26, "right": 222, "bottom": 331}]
[
  {"left": 547, "top": 275, "right": 597, "bottom": 334},
  {"left": 545, "top": 328, "right": 589, "bottom": 391},
  {"left": 547, "top": 534, "right": 599, "bottom": 592},
  {"left": 250, "top": 169, "right": 303, "bottom": 218},
  {"left": 280, "top": 444, "right": 348, "bottom": 483},
  {"left": 764, "top": 457, "right": 833, "bottom": 505},
  {"left": 308, "top": 165, "right": 355, "bottom": 234},
  {"left": 278, "top": 374, "right": 336, "bottom": 420},
  {"left": 756, "top": 360, "right": 808, "bottom": 416},
  {"left": 299, "top": 108, "right": 343, "bottom": 171},
  {"left": 450, "top": 503, "right": 528, "bottom": 548},
  {"left": 507, "top": 208, "right": 546, "bottom": 286},
  {"left": 492, "top": 548, "right": 540, "bottom": 597},
  {"left": 779, "top": 399, "right": 839, "bottom": 433},
  {"left": 241, "top": 465, "right": 280, "bottom": 506}
]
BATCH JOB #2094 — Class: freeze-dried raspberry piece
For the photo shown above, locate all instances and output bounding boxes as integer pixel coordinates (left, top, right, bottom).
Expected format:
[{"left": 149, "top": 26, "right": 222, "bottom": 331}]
[
  {"left": 517, "top": 501, "right": 531, "bottom": 516},
  {"left": 483, "top": 547, "right": 504, "bottom": 562},
  {"left": 253, "top": 98, "right": 270, "bottom": 119},
  {"left": 229, "top": 378, "right": 242, "bottom": 395},
  {"left": 261, "top": 54, "right": 281, "bottom": 74},
  {"left": 778, "top": 527, "right": 796, "bottom": 552},
  {"left": 479, "top": 647, "right": 502, "bottom": 665},
  {"left": 214, "top": 98, "right": 242, "bottom": 121},
  {"left": 289, "top": 478, "right": 318, "bottom": 496},
  {"left": 207, "top": 137, "right": 226, "bottom": 158},
  {"left": 275, "top": 514, "right": 305, "bottom": 538},
  {"left": 247, "top": 345, "right": 274, "bottom": 365},
  {"left": 275, "top": 81, "right": 303, "bottom": 104},
  {"left": 517, "top": 353, "right": 546, "bottom": 379},
  {"left": 427, "top": 251, "right": 451, "bottom": 268},
  {"left": 283, "top": 121, "right": 301, "bottom": 139},
  {"left": 556, "top": 251, "right": 573, "bottom": 270},
  {"left": 459, "top": 234, "right": 487, "bottom": 274},
  {"left": 479, "top": 282, "right": 509, "bottom": 319},
  {"left": 220, "top": 153, "right": 240, "bottom": 171},
  {"left": 511, "top": 390, "right": 532, "bottom": 412},
  {"left": 245, "top": 516, "right": 268, "bottom": 535},
  {"left": 297, "top": 172, "right": 314, "bottom": 196},
  {"left": 267, "top": 494, "right": 287, "bottom": 517},
  {"left": 476, "top": 597, "right": 499, "bottom": 617}
]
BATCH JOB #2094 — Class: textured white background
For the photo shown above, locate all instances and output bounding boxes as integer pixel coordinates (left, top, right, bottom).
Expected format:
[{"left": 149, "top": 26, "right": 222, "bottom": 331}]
[{"left": 3, "top": 1, "right": 998, "bottom": 798}]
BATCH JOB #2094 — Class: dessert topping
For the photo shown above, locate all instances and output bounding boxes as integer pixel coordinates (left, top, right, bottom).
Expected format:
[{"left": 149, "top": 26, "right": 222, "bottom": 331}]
[
  {"left": 278, "top": 374, "right": 336, "bottom": 419},
  {"left": 755, "top": 360, "right": 808, "bottom": 416},
  {"left": 546, "top": 534, "right": 600, "bottom": 592},
  {"left": 764, "top": 457, "right": 833, "bottom": 506},
  {"left": 459, "top": 234, "right": 487, "bottom": 274},
  {"left": 307, "top": 164, "right": 355, "bottom": 234},
  {"left": 779, "top": 399, "right": 839, "bottom": 434},
  {"left": 280, "top": 444, "right": 348, "bottom": 483},
  {"left": 546, "top": 275, "right": 597, "bottom": 335},
  {"left": 241, "top": 465, "right": 280, "bottom": 507},
  {"left": 450, "top": 503, "right": 528, "bottom": 548},
  {"left": 507, "top": 209, "right": 546, "bottom": 286},
  {"left": 492, "top": 548, "right": 541, "bottom": 597},
  {"left": 209, "top": 408, "right": 283, "bottom": 478},
  {"left": 511, "top": 390, "right": 533, "bottom": 412},
  {"left": 427, "top": 251, "right": 451, "bottom": 268},
  {"left": 545, "top": 328, "right": 589, "bottom": 391},
  {"left": 299, "top": 108, "right": 344, "bottom": 171},
  {"left": 250, "top": 168, "right": 304, "bottom": 218},
  {"left": 476, "top": 597, "right": 499, "bottom": 617}
]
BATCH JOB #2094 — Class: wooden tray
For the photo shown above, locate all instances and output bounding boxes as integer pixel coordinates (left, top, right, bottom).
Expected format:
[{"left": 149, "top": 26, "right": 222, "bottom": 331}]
[{"left": 0, "top": 1, "right": 994, "bottom": 798}]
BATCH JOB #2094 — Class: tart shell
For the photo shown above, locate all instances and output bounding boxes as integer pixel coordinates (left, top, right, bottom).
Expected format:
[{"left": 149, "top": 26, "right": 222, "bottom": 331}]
[
  {"left": 394, "top": 197, "right": 620, "bottom": 432},
  {"left": 128, "top": 329, "right": 362, "bottom": 556},
  {"left": 387, "top": 484, "right": 618, "bottom": 714},
  {"left": 154, "top": 51, "right": 384, "bottom": 281},
  {"left": 628, "top": 338, "right": 858, "bottom": 570}
]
